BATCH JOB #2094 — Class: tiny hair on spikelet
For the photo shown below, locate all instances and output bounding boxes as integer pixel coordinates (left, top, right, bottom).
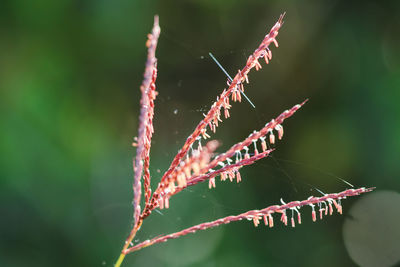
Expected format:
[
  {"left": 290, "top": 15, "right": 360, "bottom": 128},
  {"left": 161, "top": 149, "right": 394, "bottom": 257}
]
[{"left": 114, "top": 14, "right": 374, "bottom": 267}]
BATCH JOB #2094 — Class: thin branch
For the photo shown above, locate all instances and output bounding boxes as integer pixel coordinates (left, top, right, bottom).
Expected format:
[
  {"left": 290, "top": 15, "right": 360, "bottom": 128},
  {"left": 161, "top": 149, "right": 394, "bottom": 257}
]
[
  {"left": 145, "top": 14, "right": 286, "bottom": 216},
  {"left": 143, "top": 99, "right": 305, "bottom": 217},
  {"left": 132, "top": 15, "right": 160, "bottom": 225},
  {"left": 156, "top": 149, "right": 274, "bottom": 210},
  {"left": 126, "top": 187, "right": 374, "bottom": 254}
]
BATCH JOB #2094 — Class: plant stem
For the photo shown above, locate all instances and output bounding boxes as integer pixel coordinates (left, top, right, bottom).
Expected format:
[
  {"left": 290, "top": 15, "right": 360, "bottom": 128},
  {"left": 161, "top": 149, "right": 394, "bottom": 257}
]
[
  {"left": 115, "top": 221, "right": 142, "bottom": 267},
  {"left": 114, "top": 253, "right": 125, "bottom": 267}
]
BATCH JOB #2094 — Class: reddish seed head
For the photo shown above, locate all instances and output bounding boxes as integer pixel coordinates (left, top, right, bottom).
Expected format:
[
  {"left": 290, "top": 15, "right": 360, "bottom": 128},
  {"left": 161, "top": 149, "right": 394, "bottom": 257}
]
[{"left": 121, "top": 15, "right": 375, "bottom": 261}]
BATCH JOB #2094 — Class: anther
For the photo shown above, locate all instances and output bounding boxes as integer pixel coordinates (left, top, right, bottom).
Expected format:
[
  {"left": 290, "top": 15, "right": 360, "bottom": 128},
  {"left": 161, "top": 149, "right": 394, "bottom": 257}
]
[
  {"left": 268, "top": 214, "right": 274, "bottom": 227},
  {"left": 244, "top": 146, "right": 250, "bottom": 159},
  {"left": 269, "top": 129, "right": 275, "bottom": 144},
  {"left": 253, "top": 140, "right": 259, "bottom": 155},
  {"left": 208, "top": 177, "right": 216, "bottom": 189},
  {"left": 260, "top": 137, "right": 267, "bottom": 151},
  {"left": 309, "top": 203, "right": 317, "bottom": 222},
  {"left": 236, "top": 171, "right": 241, "bottom": 183},
  {"left": 275, "top": 124, "right": 284, "bottom": 140},
  {"left": 253, "top": 216, "right": 260, "bottom": 227},
  {"left": 263, "top": 214, "right": 268, "bottom": 226},
  {"left": 220, "top": 172, "right": 227, "bottom": 181},
  {"left": 272, "top": 38, "right": 279, "bottom": 47}
]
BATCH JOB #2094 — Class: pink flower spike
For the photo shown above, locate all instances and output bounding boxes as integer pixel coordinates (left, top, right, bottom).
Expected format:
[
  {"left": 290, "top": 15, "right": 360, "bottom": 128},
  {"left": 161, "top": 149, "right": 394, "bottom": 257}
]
[
  {"left": 124, "top": 188, "right": 374, "bottom": 256},
  {"left": 117, "top": 14, "right": 376, "bottom": 265}
]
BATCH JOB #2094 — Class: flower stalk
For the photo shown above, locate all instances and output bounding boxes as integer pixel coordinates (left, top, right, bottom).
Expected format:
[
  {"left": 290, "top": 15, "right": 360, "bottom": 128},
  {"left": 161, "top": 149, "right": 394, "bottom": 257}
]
[{"left": 114, "top": 13, "right": 374, "bottom": 267}]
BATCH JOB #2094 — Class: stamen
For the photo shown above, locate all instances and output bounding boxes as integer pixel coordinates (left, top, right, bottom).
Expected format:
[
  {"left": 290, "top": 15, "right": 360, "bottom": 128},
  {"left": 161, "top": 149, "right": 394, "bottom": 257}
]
[
  {"left": 244, "top": 146, "right": 250, "bottom": 159},
  {"left": 268, "top": 214, "right": 274, "bottom": 227},
  {"left": 253, "top": 139, "right": 259, "bottom": 155},
  {"left": 260, "top": 137, "right": 267, "bottom": 152},
  {"left": 263, "top": 214, "right": 268, "bottom": 226},
  {"left": 269, "top": 129, "right": 275, "bottom": 144},
  {"left": 209, "top": 177, "right": 216, "bottom": 189},
  {"left": 236, "top": 170, "right": 241, "bottom": 183},
  {"left": 275, "top": 124, "right": 284, "bottom": 140},
  {"left": 309, "top": 201, "right": 317, "bottom": 222}
]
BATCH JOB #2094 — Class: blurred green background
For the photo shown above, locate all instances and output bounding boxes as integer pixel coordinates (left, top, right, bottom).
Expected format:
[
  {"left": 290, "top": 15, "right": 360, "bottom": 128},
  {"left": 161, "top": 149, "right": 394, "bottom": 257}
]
[{"left": 1, "top": 1, "right": 400, "bottom": 266}]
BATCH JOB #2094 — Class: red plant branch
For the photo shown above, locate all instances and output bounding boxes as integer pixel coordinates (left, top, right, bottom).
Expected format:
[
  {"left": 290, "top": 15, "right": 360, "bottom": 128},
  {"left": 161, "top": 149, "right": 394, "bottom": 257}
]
[
  {"left": 145, "top": 13, "right": 286, "bottom": 218},
  {"left": 115, "top": 14, "right": 374, "bottom": 267},
  {"left": 132, "top": 15, "right": 160, "bottom": 225},
  {"left": 142, "top": 99, "right": 306, "bottom": 217},
  {"left": 125, "top": 187, "right": 374, "bottom": 254},
  {"left": 115, "top": 16, "right": 160, "bottom": 267}
]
